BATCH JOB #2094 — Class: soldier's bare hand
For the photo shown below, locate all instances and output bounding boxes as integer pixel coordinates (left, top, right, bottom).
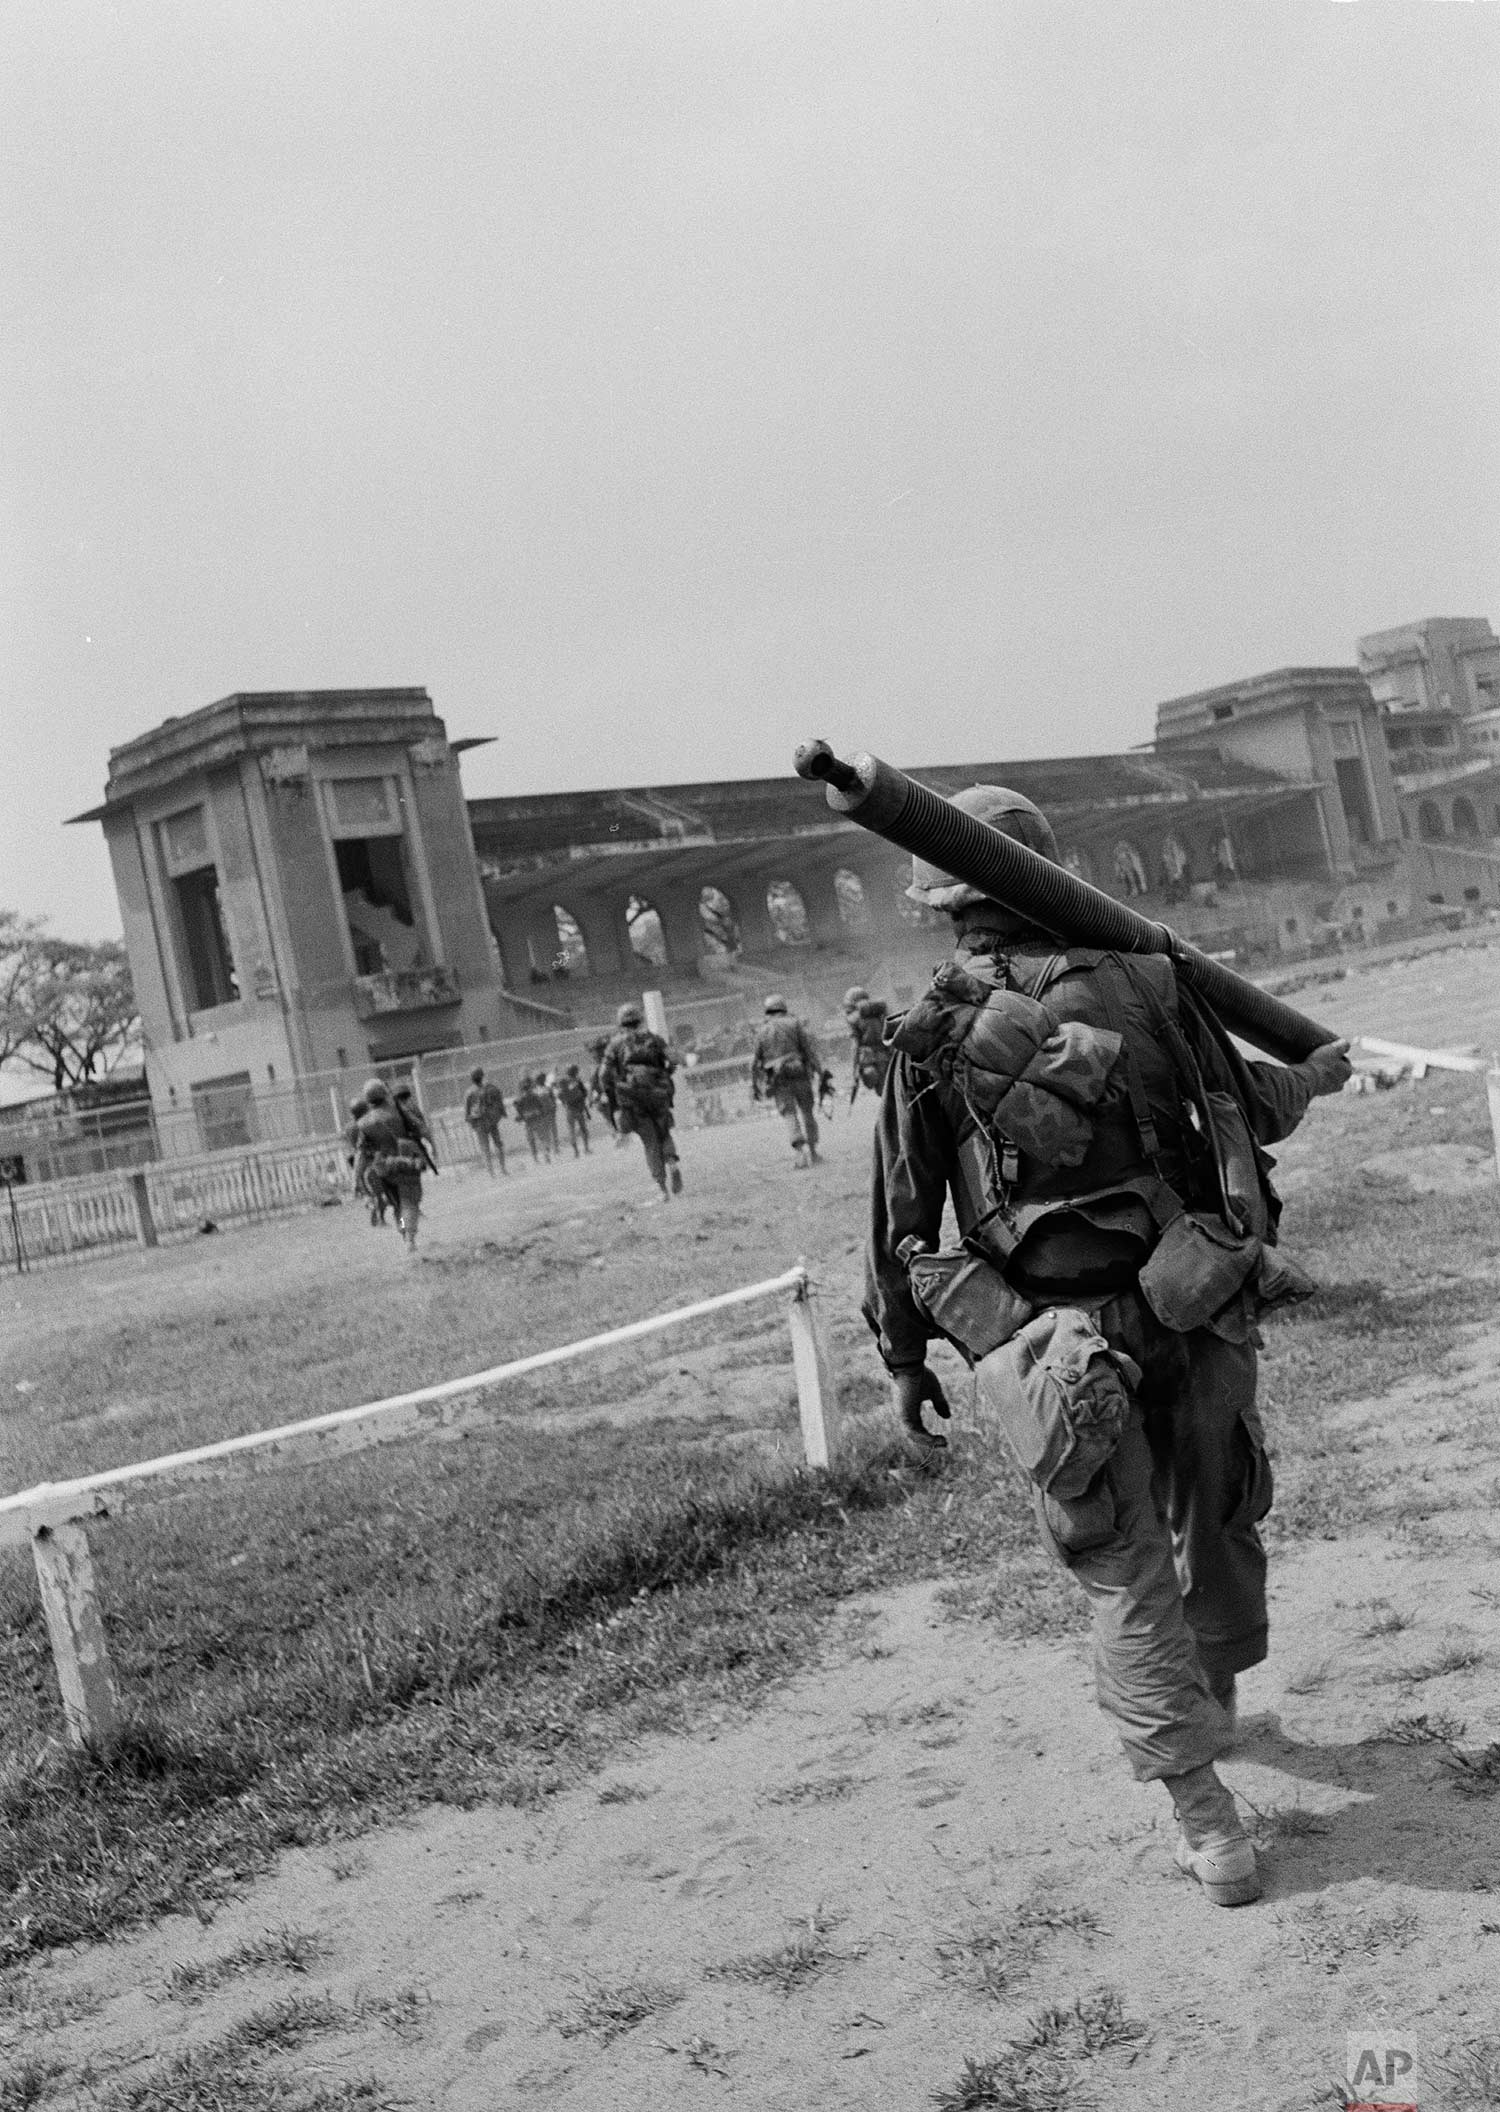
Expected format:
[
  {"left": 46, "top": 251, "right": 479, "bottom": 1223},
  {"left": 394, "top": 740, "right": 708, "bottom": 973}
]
[
  {"left": 890, "top": 1365, "right": 951, "bottom": 1452},
  {"left": 1303, "top": 1037, "right": 1353, "bottom": 1096}
]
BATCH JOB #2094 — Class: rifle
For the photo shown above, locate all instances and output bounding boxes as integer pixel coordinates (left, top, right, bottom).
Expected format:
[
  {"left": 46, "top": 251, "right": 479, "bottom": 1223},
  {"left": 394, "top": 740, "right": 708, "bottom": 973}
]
[{"left": 396, "top": 1103, "right": 439, "bottom": 1177}]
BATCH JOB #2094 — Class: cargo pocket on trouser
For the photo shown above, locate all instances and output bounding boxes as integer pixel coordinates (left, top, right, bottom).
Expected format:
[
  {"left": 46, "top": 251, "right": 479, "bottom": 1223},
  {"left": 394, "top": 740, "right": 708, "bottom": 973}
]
[
  {"left": 1232, "top": 1405, "right": 1273, "bottom": 1529},
  {"left": 1033, "top": 1471, "right": 1119, "bottom": 1567}
]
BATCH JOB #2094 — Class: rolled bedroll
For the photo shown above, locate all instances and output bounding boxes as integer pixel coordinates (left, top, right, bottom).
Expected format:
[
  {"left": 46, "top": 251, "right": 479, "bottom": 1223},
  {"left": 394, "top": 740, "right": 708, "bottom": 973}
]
[{"left": 793, "top": 740, "right": 1339, "bottom": 1066}]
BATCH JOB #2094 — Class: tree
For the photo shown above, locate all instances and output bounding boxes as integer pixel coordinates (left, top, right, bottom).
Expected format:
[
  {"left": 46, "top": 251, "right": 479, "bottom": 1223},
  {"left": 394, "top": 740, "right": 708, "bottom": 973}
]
[
  {"left": 0, "top": 918, "right": 140, "bottom": 1090},
  {"left": 0, "top": 912, "right": 45, "bottom": 1067}
]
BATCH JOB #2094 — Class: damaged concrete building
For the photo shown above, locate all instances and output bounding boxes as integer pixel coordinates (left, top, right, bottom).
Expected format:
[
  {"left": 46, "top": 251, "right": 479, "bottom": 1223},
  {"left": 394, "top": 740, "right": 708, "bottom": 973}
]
[{"left": 74, "top": 615, "right": 1500, "bottom": 1145}]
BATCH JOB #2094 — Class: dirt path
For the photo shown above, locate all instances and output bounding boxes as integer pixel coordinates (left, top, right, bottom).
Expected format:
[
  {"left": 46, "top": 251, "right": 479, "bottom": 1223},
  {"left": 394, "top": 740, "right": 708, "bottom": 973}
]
[{"left": 18, "top": 1322, "right": 1500, "bottom": 2111}]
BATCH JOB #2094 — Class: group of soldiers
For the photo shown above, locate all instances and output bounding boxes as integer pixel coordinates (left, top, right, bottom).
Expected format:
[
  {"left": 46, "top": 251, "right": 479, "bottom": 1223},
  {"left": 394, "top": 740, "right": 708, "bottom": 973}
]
[
  {"left": 747, "top": 983, "right": 892, "bottom": 1167},
  {"left": 344, "top": 1078, "right": 437, "bottom": 1257},
  {"left": 342, "top": 985, "right": 897, "bottom": 1240},
  {"left": 459, "top": 1007, "right": 684, "bottom": 1200},
  {"left": 461, "top": 1063, "right": 594, "bottom": 1173}
]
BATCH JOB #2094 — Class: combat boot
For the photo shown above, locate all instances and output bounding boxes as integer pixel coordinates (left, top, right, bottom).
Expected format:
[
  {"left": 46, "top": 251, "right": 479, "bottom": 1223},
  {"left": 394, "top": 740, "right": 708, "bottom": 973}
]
[
  {"left": 669, "top": 1162, "right": 684, "bottom": 1195},
  {"left": 1164, "top": 1762, "right": 1260, "bottom": 1907}
]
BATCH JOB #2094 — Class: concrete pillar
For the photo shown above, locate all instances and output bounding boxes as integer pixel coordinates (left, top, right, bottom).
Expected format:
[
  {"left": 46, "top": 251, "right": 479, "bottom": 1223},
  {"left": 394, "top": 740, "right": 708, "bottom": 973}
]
[
  {"left": 653, "top": 884, "right": 706, "bottom": 975},
  {"left": 568, "top": 892, "right": 629, "bottom": 979},
  {"left": 730, "top": 871, "right": 781, "bottom": 955},
  {"left": 795, "top": 864, "right": 845, "bottom": 947},
  {"left": 516, "top": 897, "right": 565, "bottom": 979},
  {"left": 485, "top": 898, "right": 530, "bottom": 990}
]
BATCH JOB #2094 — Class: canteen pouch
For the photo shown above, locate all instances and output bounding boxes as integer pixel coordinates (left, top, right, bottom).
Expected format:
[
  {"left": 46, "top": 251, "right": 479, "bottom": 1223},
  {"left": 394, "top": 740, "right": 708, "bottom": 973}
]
[
  {"left": 903, "top": 1245, "right": 1034, "bottom": 1363},
  {"left": 974, "top": 1307, "right": 1138, "bottom": 1501},
  {"left": 1137, "top": 1208, "right": 1260, "bottom": 1333}
]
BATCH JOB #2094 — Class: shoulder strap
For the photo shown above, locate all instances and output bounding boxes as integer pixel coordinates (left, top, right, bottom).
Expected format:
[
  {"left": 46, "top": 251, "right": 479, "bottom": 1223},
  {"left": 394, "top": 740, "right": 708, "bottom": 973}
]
[{"left": 1094, "top": 955, "right": 1162, "bottom": 1164}]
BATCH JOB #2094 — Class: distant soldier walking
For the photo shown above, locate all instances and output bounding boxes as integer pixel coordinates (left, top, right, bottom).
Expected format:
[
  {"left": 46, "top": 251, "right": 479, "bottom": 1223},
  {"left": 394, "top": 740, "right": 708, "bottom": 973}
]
[
  {"left": 843, "top": 984, "right": 892, "bottom": 1104},
  {"left": 513, "top": 1074, "right": 555, "bottom": 1164},
  {"left": 556, "top": 1064, "right": 592, "bottom": 1155},
  {"left": 463, "top": 1066, "right": 508, "bottom": 1176},
  {"left": 600, "top": 1002, "right": 683, "bottom": 1200},
  {"left": 586, "top": 1035, "right": 619, "bottom": 1138},
  {"left": 752, "top": 994, "right": 825, "bottom": 1167},
  {"left": 345, "top": 1096, "right": 388, "bottom": 1224},
  {"left": 541, "top": 1072, "right": 562, "bottom": 1156},
  {"left": 355, "top": 1079, "right": 427, "bottom": 1256}
]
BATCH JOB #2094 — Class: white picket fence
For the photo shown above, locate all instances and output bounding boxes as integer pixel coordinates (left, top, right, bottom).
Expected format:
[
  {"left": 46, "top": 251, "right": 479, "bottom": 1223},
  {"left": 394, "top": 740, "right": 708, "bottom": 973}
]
[
  {"left": 0, "top": 1264, "right": 839, "bottom": 1748},
  {"left": 1, "top": 1137, "right": 348, "bottom": 1270}
]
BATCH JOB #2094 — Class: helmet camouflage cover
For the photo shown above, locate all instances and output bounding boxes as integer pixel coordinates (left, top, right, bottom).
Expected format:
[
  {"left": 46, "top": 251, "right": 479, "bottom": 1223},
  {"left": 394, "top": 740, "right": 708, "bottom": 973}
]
[{"left": 906, "top": 784, "right": 1060, "bottom": 911}]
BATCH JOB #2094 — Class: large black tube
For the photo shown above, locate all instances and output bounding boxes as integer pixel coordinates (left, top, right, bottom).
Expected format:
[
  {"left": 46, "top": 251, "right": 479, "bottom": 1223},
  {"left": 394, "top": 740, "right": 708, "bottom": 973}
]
[{"left": 794, "top": 740, "right": 1340, "bottom": 1065}]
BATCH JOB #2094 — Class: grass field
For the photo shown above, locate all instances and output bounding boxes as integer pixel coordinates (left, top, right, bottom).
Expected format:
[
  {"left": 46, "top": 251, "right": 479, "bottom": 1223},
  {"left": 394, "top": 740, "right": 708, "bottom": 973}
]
[{"left": 3, "top": 1054, "right": 1500, "bottom": 1995}]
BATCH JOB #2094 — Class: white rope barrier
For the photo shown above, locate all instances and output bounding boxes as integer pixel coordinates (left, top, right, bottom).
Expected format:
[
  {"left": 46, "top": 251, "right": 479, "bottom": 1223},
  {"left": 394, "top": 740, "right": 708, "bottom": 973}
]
[{"left": 3, "top": 1263, "right": 838, "bottom": 1748}]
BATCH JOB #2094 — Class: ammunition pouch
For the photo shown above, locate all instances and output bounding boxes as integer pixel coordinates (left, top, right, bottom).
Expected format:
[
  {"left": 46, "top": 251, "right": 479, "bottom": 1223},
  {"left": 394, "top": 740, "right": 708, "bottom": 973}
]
[
  {"left": 1136, "top": 1205, "right": 1260, "bottom": 1333},
  {"left": 975, "top": 1307, "right": 1139, "bottom": 1500},
  {"left": 900, "top": 1242, "right": 1034, "bottom": 1363}
]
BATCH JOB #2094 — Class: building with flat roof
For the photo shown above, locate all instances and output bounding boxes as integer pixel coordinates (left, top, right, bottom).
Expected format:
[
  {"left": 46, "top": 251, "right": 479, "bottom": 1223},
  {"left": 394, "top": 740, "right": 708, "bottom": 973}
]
[{"left": 71, "top": 689, "right": 515, "bottom": 1144}]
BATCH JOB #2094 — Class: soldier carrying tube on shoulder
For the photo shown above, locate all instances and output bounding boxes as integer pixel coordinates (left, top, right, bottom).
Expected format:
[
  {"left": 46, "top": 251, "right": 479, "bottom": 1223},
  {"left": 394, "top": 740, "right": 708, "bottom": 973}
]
[{"left": 834, "top": 770, "right": 1349, "bottom": 1911}]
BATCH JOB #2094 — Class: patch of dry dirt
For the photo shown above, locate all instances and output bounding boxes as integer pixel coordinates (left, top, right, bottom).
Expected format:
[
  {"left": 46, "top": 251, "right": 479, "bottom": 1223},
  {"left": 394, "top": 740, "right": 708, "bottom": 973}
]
[{"left": 17, "top": 1323, "right": 1500, "bottom": 2111}]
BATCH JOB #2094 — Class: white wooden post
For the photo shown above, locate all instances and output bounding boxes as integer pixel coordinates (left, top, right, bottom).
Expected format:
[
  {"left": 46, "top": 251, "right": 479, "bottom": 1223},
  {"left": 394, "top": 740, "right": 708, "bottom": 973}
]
[
  {"left": 1487, "top": 1066, "right": 1500, "bottom": 1183},
  {"left": 642, "top": 989, "right": 670, "bottom": 1040},
  {"left": 31, "top": 1521, "right": 119, "bottom": 1749},
  {"left": 787, "top": 1265, "right": 838, "bottom": 1468}
]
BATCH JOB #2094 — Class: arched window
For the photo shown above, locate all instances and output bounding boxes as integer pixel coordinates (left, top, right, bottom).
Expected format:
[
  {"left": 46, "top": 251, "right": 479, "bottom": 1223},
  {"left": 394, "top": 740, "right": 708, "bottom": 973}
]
[
  {"left": 834, "top": 868, "right": 871, "bottom": 931},
  {"left": 1452, "top": 797, "right": 1479, "bottom": 840},
  {"left": 1418, "top": 800, "right": 1444, "bottom": 842},
  {"left": 766, "top": 880, "right": 811, "bottom": 945},
  {"left": 626, "top": 894, "right": 667, "bottom": 966},
  {"left": 552, "top": 906, "right": 588, "bottom": 977},
  {"left": 699, "top": 886, "right": 740, "bottom": 956}
]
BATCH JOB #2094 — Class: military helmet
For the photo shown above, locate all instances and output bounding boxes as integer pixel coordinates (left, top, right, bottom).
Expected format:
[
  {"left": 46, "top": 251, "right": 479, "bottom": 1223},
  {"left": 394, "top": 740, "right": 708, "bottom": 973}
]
[
  {"left": 362, "top": 1077, "right": 390, "bottom": 1105},
  {"left": 393, "top": 1082, "right": 414, "bottom": 1101},
  {"left": 617, "top": 1002, "right": 644, "bottom": 1027},
  {"left": 763, "top": 994, "right": 788, "bottom": 1015},
  {"left": 586, "top": 1035, "right": 609, "bottom": 1055},
  {"left": 906, "top": 784, "right": 1060, "bottom": 911},
  {"left": 843, "top": 985, "right": 870, "bottom": 1008},
  {"left": 349, "top": 1098, "right": 368, "bottom": 1118},
  {"left": 469, "top": 1066, "right": 484, "bottom": 1085}
]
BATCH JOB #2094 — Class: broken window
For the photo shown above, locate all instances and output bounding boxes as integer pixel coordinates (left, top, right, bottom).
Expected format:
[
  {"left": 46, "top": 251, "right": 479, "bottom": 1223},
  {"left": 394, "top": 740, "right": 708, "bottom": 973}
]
[
  {"left": 1334, "top": 758, "right": 1374, "bottom": 845},
  {"left": 158, "top": 804, "right": 239, "bottom": 1012},
  {"left": 321, "top": 776, "right": 429, "bottom": 977}
]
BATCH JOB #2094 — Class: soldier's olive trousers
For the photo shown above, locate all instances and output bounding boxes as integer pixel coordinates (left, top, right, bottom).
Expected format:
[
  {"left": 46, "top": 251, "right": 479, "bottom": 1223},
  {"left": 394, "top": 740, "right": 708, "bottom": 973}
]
[
  {"left": 1030, "top": 1305, "right": 1272, "bottom": 1781},
  {"left": 773, "top": 1082, "right": 819, "bottom": 1154},
  {"left": 622, "top": 1110, "right": 678, "bottom": 1190}
]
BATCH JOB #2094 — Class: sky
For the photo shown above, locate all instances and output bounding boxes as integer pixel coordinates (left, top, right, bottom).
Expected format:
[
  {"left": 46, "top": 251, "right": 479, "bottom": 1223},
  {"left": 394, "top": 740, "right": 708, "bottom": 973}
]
[{"left": 3, "top": 0, "right": 1497, "bottom": 942}]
